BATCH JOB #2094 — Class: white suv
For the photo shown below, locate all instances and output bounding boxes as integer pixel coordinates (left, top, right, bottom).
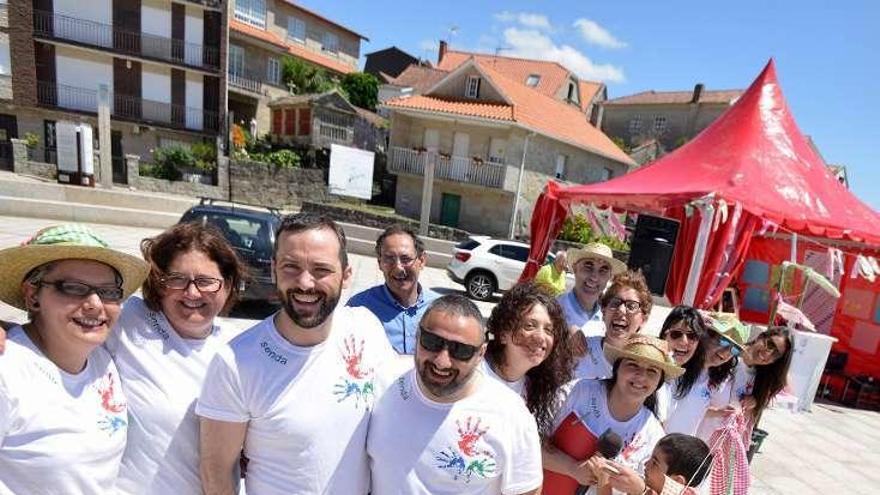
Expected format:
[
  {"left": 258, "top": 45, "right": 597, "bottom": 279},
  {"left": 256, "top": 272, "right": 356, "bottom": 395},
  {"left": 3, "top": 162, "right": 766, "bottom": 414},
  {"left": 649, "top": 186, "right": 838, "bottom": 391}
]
[{"left": 447, "top": 236, "right": 543, "bottom": 301}]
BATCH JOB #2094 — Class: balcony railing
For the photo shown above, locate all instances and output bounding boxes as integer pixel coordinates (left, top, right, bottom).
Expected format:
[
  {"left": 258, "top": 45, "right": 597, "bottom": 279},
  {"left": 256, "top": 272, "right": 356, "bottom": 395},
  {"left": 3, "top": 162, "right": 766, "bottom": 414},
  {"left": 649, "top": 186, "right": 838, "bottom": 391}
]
[
  {"left": 389, "top": 146, "right": 506, "bottom": 189},
  {"left": 228, "top": 70, "right": 263, "bottom": 94},
  {"left": 37, "top": 81, "right": 219, "bottom": 133},
  {"left": 33, "top": 10, "right": 220, "bottom": 70}
]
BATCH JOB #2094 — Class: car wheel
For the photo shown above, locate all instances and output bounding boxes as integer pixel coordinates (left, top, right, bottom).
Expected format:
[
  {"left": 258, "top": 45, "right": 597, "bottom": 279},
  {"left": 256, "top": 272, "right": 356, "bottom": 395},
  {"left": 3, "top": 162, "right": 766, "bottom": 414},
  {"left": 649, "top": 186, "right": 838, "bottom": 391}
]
[{"left": 465, "top": 271, "right": 496, "bottom": 301}]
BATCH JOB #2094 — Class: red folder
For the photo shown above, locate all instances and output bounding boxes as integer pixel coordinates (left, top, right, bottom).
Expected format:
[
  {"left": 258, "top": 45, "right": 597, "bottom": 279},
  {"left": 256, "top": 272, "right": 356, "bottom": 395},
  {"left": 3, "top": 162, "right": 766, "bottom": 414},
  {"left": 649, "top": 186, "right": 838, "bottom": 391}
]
[{"left": 543, "top": 412, "right": 599, "bottom": 495}]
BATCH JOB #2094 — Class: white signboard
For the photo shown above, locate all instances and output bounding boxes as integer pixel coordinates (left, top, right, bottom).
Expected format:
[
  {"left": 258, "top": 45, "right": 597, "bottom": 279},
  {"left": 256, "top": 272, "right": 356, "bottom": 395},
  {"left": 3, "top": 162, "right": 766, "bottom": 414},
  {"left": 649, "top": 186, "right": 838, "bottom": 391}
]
[
  {"left": 328, "top": 143, "right": 374, "bottom": 200},
  {"left": 56, "top": 121, "right": 79, "bottom": 174}
]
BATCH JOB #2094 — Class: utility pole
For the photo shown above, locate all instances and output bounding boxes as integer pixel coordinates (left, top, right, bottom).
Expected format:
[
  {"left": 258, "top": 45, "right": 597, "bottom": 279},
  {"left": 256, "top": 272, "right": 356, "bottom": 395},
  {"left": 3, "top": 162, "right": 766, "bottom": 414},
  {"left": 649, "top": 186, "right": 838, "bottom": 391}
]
[
  {"left": 419, "top": 151, "right": 436, "bottom": 236},
  {"left": 509, "top": 133, "right": 533, "bottom": 239}
]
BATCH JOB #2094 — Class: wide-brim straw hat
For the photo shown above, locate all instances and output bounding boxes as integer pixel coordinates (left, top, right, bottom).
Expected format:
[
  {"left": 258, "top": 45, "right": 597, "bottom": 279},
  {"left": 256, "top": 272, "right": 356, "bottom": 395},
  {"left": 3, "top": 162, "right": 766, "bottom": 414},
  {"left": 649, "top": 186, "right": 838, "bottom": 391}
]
[
  {"left": 604, "top": 335, "right": 684, "bottom": 380},
  {"left": 0, "top": 224, "right": 149, "bottom": 310},
  {"left": 702, "top": 311, "right": 749, "bottom": 351},
  {"left": 567, "top": 242, "right": 627, "bottom": 275}
]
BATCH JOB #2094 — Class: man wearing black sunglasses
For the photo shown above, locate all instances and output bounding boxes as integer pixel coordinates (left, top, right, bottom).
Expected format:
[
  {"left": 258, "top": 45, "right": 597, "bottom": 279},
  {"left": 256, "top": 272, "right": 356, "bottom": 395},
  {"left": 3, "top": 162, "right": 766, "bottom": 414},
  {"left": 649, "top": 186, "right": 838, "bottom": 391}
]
[{"left": 368, "top": 295, "right": 543, "bottom": 494}]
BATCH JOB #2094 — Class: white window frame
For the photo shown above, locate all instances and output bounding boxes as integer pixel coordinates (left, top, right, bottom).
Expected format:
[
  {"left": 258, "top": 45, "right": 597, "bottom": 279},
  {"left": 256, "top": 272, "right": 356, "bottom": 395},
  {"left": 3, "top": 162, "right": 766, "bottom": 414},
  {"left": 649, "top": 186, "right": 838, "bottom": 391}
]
[
  {"left": 0, "top": 37, "right": 10, "bottom": 76},
  {"left": 555, "top": 154, "right": 567, "bottom": 180},
  {"left": 234, "top": 0, "right": 266, "bottom": 29},
  {"left": 229, "top": 44, "right": 245, "bottom": 77},
  {"left": 322, "top": 32, "right": 339, "bottom": 54},
  {"left": 287, "top": 16, "right": 306, "bottom": 43},
  {"left": 267, "top": 57, "right": 281, "bottom": 85},
  {"left": 465, "top": 75, "right": 481, "bottom": 99},
  {"left": 654, "top": 116, "right": 668, "bottom": 133},
  {"left": 628, "top": 115, "right": 642, "bottom": 135},
  {"left": 525, "top": 74, "right": 540, "bottom": 87}
]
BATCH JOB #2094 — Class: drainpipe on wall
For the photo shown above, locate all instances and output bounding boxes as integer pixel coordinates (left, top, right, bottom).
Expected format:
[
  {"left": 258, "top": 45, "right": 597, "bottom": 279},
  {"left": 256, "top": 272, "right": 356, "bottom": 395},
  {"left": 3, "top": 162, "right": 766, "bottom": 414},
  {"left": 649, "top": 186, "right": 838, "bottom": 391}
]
[{"left": 508, "top": 132, "right": 534, "bottom": 239}]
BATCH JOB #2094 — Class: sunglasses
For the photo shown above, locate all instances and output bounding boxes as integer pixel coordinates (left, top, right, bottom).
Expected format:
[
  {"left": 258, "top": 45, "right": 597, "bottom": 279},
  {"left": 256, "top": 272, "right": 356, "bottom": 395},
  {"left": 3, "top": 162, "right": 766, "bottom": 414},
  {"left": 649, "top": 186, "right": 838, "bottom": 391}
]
[
  {"left": 717, "top": 336, "right": 742, "bottom": 357},
  {"left": 39, "top": 280, "right": 124, "bottom": 303},
  {"left": 418, "top": 328, "right": 480, "bottom": 361},
  {"left": 667, "top": 329, "right": 697, "bottom": 342}
]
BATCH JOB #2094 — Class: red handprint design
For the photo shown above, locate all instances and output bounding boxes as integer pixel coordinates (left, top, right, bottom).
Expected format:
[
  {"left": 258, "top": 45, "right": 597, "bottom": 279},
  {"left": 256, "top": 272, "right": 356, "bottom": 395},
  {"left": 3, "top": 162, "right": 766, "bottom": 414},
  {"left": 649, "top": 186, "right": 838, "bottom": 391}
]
[
  {"left": 97, "top": 372, "right": 125, "bottom": 414},
  {"left": 341, "top": 335, "right": 372, "bottom": 379},
  {"left": 456, "top": 417, "right": 493, "bottom": 458}
]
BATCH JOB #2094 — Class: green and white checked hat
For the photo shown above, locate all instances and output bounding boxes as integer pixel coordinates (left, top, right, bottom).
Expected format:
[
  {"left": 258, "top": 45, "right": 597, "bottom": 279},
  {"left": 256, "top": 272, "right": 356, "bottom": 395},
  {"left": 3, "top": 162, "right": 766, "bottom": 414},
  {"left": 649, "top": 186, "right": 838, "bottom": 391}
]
[{"left": 0, "top": 224, "right": 148, "bottom": 310}]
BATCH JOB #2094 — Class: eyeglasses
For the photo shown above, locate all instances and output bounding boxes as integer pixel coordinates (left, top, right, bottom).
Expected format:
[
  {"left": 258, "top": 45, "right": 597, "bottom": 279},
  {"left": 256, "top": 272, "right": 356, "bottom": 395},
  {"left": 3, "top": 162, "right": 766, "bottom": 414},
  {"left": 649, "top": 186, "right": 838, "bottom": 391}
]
[
  {"left": 667, "top": 329, "right": 697, "bottom": 342},
  {"left": 418, "top": 327, "right": 480, "bottom": 361},
  {"left": 717, "top": 336, "right": 742, "bottom": 357},
  {"left": 379, "top": 254, "right": 418, "bottom": 267},
  {"left": 761, "top": 337, "right": 783, "bottom": 360},
  {"left": 160, "top": 274, "right": 224, "bottom": 293},
  {"left": 606, "top": 297, "right": 642, "bottom": 314},
  {"left": 39, "top": 280, "right": 124, "bottom": 303}
]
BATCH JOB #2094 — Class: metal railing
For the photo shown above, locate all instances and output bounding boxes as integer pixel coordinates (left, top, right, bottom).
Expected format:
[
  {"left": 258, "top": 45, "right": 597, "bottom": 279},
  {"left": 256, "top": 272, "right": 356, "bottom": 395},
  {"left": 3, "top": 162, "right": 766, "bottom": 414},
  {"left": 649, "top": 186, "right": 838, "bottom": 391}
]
[
  {"left": 33, "top": 10, "right": 220, "bottom": 70},
  {"left": 228, "top": 70, "right": 263, "bottom": 94},
  {"left": 37, "top": 81, "right": 219, "bottom": 132},
  {"left": 318, "top": 122, "right": 351, "bottom": 143},
  {"left": 388, "top": 146, "right": 506, "bottom": 189}
]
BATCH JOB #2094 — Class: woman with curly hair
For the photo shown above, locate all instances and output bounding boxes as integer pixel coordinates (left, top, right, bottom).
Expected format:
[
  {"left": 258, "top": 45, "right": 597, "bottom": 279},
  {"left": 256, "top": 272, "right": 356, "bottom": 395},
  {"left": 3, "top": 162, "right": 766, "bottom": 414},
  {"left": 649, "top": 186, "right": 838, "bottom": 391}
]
[{"left": 484, "top": 281, "right": 575, "bottom": 434}]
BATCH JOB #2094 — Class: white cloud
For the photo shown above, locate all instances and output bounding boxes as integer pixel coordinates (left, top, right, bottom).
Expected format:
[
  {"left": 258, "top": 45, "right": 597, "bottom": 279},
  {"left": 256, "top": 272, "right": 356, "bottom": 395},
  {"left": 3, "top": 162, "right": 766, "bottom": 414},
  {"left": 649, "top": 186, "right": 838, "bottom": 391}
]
[
  {"left": 573, "top": 18, "right": 627, "bottom": 49},
  {"left": 418, "top": 39, "right": 437, "bottom": 51},
  {"left": 501, "top": 27, "right": 626, "bottom": 82},
  {"left": 494, "top": 11, "right": 552, "bottom": 31}
]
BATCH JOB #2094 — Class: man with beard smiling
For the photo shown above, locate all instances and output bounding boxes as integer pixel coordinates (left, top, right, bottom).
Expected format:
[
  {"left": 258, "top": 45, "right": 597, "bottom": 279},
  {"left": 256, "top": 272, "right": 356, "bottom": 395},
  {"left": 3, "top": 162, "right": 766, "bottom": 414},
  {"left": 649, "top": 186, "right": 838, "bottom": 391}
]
[
  {"left": 367, "top": 295, "right": 543, "bottom": 494},
  {"left": 347, "top": 225, "right": 439, "bottom": 354},
  {"left": 196, "top": 213, "right": 396, "bottom": 495}
]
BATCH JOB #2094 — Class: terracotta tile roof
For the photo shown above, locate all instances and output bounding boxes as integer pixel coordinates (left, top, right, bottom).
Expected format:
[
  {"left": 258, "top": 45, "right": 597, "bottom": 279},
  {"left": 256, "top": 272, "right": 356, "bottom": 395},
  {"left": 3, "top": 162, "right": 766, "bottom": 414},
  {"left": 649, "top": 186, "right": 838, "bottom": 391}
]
[
  {"left": 604, "top": 89, "right": 743, "bottom": 105},
  {"left": 387, "top": 65, "right": 449, "bottom": 93},
  {"left": 384, "top": 58, "right": 634, "bottom": 166},
  {"left": 475, "top": 61, "right": 634, "bottom": 165},
  {"left": 230, "top": 21, "right": 356, "bottom": 75},
  {"left": 578, "top": 80, "right": 604, "bottom": 112},
  {"left": 437, "top": 50, "right": 571, "bottom": 98},
  {"left": 384, "top": 94, "right": 515, "bottom": 122}
]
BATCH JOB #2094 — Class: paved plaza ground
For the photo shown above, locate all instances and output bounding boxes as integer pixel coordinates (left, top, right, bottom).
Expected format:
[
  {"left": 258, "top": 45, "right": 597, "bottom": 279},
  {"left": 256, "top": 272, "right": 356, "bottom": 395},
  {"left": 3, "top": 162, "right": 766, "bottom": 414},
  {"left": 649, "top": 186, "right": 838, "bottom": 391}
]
[{"left": 1, "top": 215, "right": 877, "bottom": 494}]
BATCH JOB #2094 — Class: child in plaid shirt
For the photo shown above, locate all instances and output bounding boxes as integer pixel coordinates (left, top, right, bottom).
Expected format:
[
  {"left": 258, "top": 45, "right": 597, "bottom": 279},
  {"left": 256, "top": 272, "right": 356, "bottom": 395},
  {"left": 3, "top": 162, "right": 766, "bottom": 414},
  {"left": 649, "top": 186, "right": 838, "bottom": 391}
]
[{"left": 605, "top": 433, "right": 712, "bottom": 494}]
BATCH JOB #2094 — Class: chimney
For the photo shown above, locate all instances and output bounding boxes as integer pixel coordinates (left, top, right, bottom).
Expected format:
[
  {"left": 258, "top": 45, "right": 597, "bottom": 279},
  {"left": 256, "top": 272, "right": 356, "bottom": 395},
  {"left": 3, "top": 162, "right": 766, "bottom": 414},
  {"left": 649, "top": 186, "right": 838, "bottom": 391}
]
[
  {"left": 438, "top": 40, "right": 448, "bottom": 64},
  {"left": 691, "top": 83, "right": 704, "bottom": 103}
]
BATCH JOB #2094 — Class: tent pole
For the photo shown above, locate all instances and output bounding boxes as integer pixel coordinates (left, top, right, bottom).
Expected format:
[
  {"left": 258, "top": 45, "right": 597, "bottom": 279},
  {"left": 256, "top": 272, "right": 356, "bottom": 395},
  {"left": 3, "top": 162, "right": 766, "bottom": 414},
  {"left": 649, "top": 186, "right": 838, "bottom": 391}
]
[
  {"left": 683, "top": 201, "right": 715, "bottom": 306},
  {"left": 790, "top": 233, "right": 798, "bottom": 262}
]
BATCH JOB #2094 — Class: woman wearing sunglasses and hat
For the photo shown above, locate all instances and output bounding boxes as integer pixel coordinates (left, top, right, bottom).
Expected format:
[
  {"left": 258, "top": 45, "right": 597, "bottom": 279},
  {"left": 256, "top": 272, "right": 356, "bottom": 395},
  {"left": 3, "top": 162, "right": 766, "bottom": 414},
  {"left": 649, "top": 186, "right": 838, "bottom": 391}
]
[
  {"left": 0, "top": 224, "right": 148, "bottom": 494},
  {"left": 659, "top": 312, "right": 749, "bottom": 437},
  {"left": 483, "top": 281, "right": 575, "bottom": 435},
  {"left": 542, "top": 335, "right": 684, "bottom": 495}
]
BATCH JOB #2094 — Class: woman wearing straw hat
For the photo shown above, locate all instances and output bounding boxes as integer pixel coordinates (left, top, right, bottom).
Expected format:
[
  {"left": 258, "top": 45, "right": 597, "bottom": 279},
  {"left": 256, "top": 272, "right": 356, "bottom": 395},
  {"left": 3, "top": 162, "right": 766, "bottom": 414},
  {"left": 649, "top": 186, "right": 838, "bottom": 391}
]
[
  {"left": 542, "top": 335, "right": 684, "bottom": 495},
  {"left": 573, "top": 270, "right": 653, "bottom": 380},
  {"left": 483, "top": 281, "right": 575, "bottom": 435},
  {"left": 0, "top": 224, "right": 148, "bottom": 494},
  {"left": 660, "top": 312, "right": 749, "bottom": 437}
]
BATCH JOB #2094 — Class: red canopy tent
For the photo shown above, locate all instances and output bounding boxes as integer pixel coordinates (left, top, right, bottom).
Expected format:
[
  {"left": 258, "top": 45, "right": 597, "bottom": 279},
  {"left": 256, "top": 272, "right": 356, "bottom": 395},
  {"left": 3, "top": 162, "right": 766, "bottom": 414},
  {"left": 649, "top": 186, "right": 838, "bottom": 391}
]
[{"left": 521, "top": 60, "right": 880, "bottom": 309}]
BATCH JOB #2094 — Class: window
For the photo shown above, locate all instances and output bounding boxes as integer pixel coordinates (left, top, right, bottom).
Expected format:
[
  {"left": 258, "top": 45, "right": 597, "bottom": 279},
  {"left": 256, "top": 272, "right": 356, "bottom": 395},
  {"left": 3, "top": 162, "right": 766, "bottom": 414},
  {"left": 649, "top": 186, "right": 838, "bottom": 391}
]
[
  {"left": 555, "top": 154, "right": 567, "bottom": 180},
  {"left": 267, "top": 57, "right": 281, "bottom": 85},
  {"left": 489, "top": 244, "right": 530, "bottom": 263},
  {"left": 234, "top": 0, "right": 266, "bottom": 29},
  {"left": 0, "top": 36, "right": 9, "bottom": 76},
  {"left": 567, "top": 81, "right": 579, "bottom": 103},
  {"left": 287, "top": 16, "right": 306, "bottom": 43},
  {"left": 628, "top": 115, "right": 642, "bottom": 135},
  {"left": 322, "top": 32, "right": 339, "bottom": 53},
  {"left": 465, "top": 75, "right": 481, "bottom": 98},
  {"left": 654, "top": 116, "right": 667, "bottom": 133},
  {"left": 229, "top": 45, "right": 245, "bottom": 77},
  {"left": 598, "top": 167, "right": 612, "bottom": 182},
  {"left": 525, "top": 74, "right": 540, "bottom": 87},
  {"left": 44, "top": 120, "right": 57, "bottom": 164}
]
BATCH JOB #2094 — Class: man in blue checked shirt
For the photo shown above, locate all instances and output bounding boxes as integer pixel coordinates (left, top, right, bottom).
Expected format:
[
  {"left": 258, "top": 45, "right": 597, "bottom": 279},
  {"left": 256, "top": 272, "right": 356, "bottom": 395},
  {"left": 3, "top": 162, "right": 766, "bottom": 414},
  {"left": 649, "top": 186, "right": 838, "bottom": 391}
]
[{"left": 347, "top": 225, "right": 439, "bottom": 353}]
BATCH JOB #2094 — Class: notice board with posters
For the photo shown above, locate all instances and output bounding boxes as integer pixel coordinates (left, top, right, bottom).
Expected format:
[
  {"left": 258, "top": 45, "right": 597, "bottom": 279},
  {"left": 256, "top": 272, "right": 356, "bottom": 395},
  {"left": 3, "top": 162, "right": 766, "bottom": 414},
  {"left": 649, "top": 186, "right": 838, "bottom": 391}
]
[
  {"left": 328, "top": 143, "right": 374, "bottom": 200},
  {"left": 735, "top": 236, "right": 880, "bottom": 379}
]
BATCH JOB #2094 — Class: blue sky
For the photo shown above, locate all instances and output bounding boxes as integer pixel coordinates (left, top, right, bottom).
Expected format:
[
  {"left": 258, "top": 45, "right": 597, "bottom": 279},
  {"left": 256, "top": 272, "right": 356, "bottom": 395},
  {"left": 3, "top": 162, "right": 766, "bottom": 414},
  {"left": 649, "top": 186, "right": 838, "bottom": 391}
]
[{"left": 305, "top": 0, "right": 879, "bottom": 210}]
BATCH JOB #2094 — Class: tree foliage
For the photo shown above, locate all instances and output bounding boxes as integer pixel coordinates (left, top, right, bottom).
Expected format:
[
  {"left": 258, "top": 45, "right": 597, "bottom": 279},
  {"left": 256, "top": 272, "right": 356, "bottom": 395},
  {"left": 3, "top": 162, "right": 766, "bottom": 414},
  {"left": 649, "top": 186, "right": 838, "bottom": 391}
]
[
  {"left": 281, "top": 57, "right": 335, "bottom": 95},
  {"left": 339, "top": 72, "right": 379, "bottom": 111}
]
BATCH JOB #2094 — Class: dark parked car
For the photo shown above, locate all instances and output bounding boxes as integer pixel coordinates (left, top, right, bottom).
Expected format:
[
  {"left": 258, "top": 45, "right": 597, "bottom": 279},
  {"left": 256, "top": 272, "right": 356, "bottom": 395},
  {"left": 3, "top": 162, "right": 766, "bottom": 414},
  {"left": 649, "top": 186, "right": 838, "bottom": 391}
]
[{"left": 179, "top": 198, "right": 281, "bottom": 306}]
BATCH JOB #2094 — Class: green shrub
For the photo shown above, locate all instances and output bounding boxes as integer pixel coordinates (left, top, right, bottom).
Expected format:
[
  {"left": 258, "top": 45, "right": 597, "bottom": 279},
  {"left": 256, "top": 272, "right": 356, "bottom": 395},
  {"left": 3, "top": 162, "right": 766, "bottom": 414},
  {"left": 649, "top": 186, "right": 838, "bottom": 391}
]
[
  {"left": 191, "top": 141, "right": 217, "bottom": 172},
  {"left": 262, "top": 149, "right": 300, "bottom": 169},
  {"left": 558, "top": 212, "right": 630, "bottom": 251},
  {"left": 149, "top": 146, "right": 193, "bottom": 181},
  {"left": 23, "top": 132, "right": 40, "bottom": 149}
]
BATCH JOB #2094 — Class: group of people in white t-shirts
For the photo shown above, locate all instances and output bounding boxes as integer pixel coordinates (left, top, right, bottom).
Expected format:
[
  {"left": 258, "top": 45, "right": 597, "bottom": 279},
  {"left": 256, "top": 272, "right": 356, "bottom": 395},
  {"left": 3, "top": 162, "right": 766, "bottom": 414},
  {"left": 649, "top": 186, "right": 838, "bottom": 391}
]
[{"left": 0, "top": 219, "right": 795, "bottom": 495}]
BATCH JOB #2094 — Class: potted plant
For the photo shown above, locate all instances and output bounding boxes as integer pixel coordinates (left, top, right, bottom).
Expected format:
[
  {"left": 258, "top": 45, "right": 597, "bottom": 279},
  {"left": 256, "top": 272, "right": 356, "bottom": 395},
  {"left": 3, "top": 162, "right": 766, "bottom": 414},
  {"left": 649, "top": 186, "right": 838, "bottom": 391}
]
[
  {"left": 23, "top": 132, "right": 39, "bottom": 161},
  {"left": 472, "top": 156, "right": 484, "bottom": 165}
]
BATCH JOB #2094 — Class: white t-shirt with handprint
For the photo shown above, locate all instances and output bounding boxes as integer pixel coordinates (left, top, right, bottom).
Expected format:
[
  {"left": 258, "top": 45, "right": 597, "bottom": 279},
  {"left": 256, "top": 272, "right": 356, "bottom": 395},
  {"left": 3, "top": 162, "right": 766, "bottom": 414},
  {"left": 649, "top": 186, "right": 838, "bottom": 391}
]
[
  {"left": 0, "top": 326, "right": 129, "bottom": 494},
  {"left": 368, "top": 367, "right": 543, "bottom": 494},
  {"left": 196, "top": 306, "right": 395, "bottom": 495}
]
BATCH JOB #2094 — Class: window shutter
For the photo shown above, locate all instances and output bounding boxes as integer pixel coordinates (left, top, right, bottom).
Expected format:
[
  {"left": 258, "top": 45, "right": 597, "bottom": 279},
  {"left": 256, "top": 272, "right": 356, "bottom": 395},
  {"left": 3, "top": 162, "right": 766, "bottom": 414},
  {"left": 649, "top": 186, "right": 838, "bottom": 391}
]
[{"left": 271, "top": 109, "right": 282, "bottom": 134}]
